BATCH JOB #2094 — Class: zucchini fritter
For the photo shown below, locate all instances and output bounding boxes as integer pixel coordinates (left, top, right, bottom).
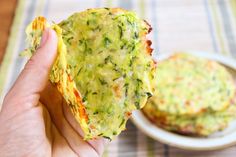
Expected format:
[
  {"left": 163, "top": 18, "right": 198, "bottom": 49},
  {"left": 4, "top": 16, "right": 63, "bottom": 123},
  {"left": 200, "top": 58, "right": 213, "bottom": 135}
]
[
  {"left": 143, "top": 53, "right": 236, "bottom": 136},
  {"left": 23, "top": 8, "right": 156, "bottom": 140}
]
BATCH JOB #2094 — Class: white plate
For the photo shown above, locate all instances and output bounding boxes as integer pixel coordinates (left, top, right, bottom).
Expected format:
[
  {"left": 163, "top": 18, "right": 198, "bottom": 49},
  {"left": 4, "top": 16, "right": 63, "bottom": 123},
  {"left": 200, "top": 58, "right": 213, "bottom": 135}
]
[{"left": 132, "top": 51, "right": 236, "bottom": 150}]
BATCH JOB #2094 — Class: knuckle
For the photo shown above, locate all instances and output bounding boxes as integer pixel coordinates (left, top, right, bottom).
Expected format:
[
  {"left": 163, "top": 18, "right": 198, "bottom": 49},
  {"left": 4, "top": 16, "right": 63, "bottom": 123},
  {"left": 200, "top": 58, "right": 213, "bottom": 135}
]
[{"left": 25, "top": 56, "right": 49, "bottom": 75}]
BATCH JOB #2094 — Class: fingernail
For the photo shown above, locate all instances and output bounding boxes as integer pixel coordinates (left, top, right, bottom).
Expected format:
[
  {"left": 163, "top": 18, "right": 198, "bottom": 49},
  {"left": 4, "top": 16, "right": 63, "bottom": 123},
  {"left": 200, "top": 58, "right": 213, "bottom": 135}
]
[{"left": 39, "top": 28, "right": 49, "bottom": 47}]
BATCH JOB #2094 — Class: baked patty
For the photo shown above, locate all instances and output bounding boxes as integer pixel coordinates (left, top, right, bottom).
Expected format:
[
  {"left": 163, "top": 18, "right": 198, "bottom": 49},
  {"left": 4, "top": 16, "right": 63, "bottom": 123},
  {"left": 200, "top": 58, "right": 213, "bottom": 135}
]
[
  {"left": 143, "top": 97, "right": 236, "bottom": 136},
  {"left": 23, "top": 8, "right": 156, "bottom": 140},
  {"left": 151, "top": 53, "right": 235, "bottom": 115},
  {"left": 143, "top": 53, "right": 236, "bottom": 136}
]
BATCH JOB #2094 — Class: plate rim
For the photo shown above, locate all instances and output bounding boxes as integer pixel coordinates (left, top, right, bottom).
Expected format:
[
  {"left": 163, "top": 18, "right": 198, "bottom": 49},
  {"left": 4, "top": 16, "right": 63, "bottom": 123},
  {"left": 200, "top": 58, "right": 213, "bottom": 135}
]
[
  {"left": 132, "top": 111, "right": 236, "bottom": 151},
  {"left": 132, "top": 51, "right": 236, "bottom": 151}
]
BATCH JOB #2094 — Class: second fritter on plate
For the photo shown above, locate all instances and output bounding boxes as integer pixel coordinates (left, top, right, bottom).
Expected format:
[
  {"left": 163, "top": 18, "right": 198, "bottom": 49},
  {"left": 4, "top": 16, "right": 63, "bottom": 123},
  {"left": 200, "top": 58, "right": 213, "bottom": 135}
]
[
  {"left": 143, "top": 53, "right": 236, "bottom": 136},
  {"left": 144, "top": 97, "right": 236, "bottom": 136},
  {"left": 23, "top": 8, "right": 156, "bottom": 140}
]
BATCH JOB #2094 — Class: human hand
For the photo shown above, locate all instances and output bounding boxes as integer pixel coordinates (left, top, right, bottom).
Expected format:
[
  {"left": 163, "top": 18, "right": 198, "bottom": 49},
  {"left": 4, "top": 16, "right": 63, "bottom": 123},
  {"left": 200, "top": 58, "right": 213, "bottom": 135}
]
[{"left": 0, "top": 29, "right": 105, "bottom": 157}]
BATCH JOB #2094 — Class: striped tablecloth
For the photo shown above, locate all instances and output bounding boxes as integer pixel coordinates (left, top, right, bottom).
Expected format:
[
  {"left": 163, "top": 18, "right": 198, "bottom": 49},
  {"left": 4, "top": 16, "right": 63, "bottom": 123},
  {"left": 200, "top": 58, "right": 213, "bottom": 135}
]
[{"left": 1, "top": 0, "right": 236, "bottom": 156}]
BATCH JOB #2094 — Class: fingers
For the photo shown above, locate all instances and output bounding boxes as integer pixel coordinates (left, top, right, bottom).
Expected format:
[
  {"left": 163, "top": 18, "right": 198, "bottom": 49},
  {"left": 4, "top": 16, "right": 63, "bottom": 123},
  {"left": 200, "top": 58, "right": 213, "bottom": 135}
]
[
  {"left": 57, "top": 114, "right": 99, "bottom": 157},
  {"left": 3, "top": 29, "right": 58, "bottom": 113},
  {"left": 0, "top": 103, "right": 51, "bottom": 157},
  {"left": 62, "top": 101, "right": 106, "bottom": 156},
  {"left": 40, "top": 83, "right": 100, "bottom": 157},
  {"left": 13, "top": 28, "right": 57, "bottom": 96},
  {"left": 51, "top": 124, "right": 78, "bottom": 157}
]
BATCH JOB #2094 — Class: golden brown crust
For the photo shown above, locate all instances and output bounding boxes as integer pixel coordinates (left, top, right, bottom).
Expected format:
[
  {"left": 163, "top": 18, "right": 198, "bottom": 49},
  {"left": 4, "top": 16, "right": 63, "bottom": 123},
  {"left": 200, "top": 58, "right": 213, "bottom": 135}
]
[{"left": 32, "top": 16, "right": 46, "bottom": 30}]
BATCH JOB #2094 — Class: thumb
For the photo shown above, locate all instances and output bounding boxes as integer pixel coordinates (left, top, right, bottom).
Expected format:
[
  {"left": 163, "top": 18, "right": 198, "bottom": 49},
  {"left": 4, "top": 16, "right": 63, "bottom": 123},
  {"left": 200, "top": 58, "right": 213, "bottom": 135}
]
[{"left": 3, "top": 28, "right": 58, "bottom": 110}]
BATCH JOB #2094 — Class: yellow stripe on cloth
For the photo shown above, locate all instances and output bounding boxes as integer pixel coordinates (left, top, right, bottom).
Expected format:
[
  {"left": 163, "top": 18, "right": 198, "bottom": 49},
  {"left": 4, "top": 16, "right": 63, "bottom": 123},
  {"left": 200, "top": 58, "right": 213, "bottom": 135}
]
[
  {"left": 230, "top": 0, "right": 236, "bottom": 25},
  {"left": 0, "top": 0, "right": 26, "bottom": 100}
]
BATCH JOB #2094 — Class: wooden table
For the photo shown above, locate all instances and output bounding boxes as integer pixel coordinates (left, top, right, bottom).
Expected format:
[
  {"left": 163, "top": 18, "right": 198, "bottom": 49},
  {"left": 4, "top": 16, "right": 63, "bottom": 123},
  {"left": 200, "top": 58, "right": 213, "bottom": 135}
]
[{"left": 0, "top": 0, "right": 18, "bottom": 64}]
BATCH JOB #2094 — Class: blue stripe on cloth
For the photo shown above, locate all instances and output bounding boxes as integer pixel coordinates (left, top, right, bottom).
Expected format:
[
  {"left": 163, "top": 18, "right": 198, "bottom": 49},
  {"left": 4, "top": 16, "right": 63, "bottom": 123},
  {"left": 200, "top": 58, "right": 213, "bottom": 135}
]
[
  {"left": 218, "top": 0, "right": 236, "bottom": 56},
  {"left": 44, "top": 0, "right": 50, "bottom": 17},
  {"left": 96, "top": 0, "right": 101, "bottom": 7},
  {"left": 118, "top": 121, "right": 138, "bottom": 157},
  {"left": 119, "top": 0, "right": 132, "bottom": 10},
  {"left": 163, "top": 144, "right": 169, "bottom": 157},
  {"left": 151, "top": 0, "right": 159, "bottom": 54},
  {"left": 9, "top": 0, "right": 36, "bottom": 87},
  {"left": 203, "top": 0, "right": 219, "bottom": 52}
]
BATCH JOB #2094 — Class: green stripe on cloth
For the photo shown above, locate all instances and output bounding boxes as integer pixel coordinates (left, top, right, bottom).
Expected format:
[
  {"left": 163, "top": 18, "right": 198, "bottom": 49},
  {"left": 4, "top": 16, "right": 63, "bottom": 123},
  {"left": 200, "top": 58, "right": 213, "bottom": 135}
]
[
  {"left": 204, "top": 0, "right": 218, "bottom": 52},
  {"left": 139, "top": 0, "right": 145, "bottom": 19},
  {"left": 106, "top": 0, "right": 113, "bottom": 7},
  {"left": 0, "top": 0, "right": 26, "bottom": 96},
  {"left": 230, "top": 0, "right": 236, "bottom": 23},
  {"left": 8, "top": 0, "right": 36, "bottom": 87},
  {"left": 102, "top": 149, "right": 109, "bottom": 157},
  {"left": 146, "top": 137, "right": 155, "bottom": 157},
  {"left": 209, "top": 0, "right": 227, "bottom": 54}
]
